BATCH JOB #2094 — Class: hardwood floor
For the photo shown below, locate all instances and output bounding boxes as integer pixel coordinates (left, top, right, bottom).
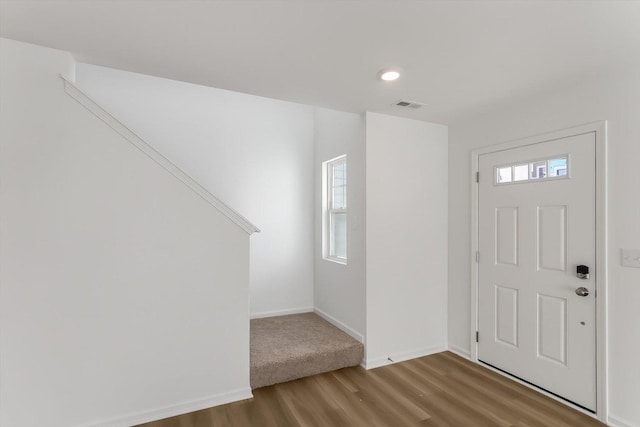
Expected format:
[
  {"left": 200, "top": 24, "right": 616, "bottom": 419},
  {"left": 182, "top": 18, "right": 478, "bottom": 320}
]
[{"left": 140, "top": 351, "right": 604, "bottom": 427}]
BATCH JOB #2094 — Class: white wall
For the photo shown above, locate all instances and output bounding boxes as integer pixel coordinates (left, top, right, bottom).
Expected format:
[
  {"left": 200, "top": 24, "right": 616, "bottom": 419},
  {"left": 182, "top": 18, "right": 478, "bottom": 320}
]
[
  {"left": 0, "top": 38, "right": 252, "bottom": 427},
  {"left": 313, "top": 108, "right": 366, "bottom": 341},
  {"left": 365, "top": 112, "right": 448, "bottom": 368},
  {"left": 75, "top": 64, "right": 315, "bottom": 317},
  {"left": 448, "top": 69, "right": 640, "bottom": 427}
]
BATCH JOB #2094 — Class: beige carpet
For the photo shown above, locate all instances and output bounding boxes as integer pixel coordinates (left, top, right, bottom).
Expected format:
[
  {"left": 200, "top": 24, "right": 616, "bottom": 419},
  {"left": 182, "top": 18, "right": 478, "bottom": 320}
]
[{"left": 250, "top": 312, "right": 364, "bottom": 389}]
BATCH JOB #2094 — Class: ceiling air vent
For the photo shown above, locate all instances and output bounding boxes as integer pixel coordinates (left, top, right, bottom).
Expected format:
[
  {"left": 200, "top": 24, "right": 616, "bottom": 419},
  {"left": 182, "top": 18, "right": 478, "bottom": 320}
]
[{"left": 394, "top": 100, "right": 425, "bottom": 109}]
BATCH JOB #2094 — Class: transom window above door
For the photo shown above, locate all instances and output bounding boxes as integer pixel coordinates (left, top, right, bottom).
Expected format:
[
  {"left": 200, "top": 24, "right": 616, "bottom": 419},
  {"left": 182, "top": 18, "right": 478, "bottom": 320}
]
[{"left": 496, "top": 155, "right": 568, "bottom": 185}]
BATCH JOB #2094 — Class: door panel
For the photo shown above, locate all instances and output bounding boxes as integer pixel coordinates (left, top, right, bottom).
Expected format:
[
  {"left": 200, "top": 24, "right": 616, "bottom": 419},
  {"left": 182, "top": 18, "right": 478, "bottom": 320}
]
[
  {"left": 496, "top": 207, "right": 519, "bottom": 265},
  {"left": 537, "top": 205, "right": 567, "bottom": 272},
  {"left": 495, "top": 285, "right": 518, "bottom": 347},
  {"left": 478, "top": 132, "right": 596, "bottom": 411},
  {"left": 537, "top": 294, "right": 567, "bottom": 365}
]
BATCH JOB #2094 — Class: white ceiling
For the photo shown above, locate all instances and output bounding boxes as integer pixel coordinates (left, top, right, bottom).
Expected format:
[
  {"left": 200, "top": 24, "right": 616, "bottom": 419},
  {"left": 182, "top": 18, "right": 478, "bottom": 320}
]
[{"left": 1, "top": 1, "right": 640, "bottom": 124}]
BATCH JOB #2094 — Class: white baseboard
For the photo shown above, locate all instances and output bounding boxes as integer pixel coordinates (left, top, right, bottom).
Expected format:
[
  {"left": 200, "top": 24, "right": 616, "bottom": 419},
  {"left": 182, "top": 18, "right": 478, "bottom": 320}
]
[
  {"left": 364, "top": 344, "right": 447, "bottom": 370},
  {"left": 250, "top": 306, "right": 313, "bottom": 319},
  {"left": 83, "top": 388, "right": 252, "bottom": 427},
  {"left": 608, "top": 414, "right": 637, "bottom": 427},
  {"left": 448, "top": 344, "right": 471, "bottom": 359},
  {"left": 313, "top": 307, "right": 364, "bottom": 343}
]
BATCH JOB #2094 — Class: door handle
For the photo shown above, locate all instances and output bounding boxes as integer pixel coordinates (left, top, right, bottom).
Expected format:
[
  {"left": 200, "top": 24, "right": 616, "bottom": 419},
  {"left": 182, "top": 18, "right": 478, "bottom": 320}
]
[{"left": 575, "top": 287, "right": 590, "bottom": 297}]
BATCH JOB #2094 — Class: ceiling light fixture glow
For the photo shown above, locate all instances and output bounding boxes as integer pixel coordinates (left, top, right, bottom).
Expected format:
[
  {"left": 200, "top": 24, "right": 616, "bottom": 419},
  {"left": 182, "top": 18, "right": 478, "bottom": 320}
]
[{"left": 379, "top": 69, "right": 400, "bottom": 81}]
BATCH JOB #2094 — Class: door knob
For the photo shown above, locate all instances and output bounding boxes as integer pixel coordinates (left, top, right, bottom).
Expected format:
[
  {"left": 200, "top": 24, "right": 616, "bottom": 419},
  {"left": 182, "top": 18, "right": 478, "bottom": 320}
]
[{"left": 575, "top": 287, "right": 590, "bottom": 297}]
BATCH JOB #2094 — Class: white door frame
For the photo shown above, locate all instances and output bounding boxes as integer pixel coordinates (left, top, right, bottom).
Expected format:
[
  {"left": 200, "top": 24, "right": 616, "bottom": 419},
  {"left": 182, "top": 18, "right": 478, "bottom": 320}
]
[{"left": 470, "top": 121, "right": 608, "bottom": 422}]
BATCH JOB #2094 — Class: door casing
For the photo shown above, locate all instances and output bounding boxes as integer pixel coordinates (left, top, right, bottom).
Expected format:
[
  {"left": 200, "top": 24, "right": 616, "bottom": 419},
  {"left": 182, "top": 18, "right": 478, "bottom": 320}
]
[{"left": 470, "top": 121, "right": 608, "bottom": 423}]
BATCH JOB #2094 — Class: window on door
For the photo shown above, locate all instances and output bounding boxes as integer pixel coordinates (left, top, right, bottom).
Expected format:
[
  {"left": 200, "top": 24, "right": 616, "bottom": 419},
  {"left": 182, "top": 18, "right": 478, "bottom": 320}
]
[
  {"left": 496, "top": 155, "right": 568, "bottom": 185},
  {"left": 323, "top": 155, "right": 347, "bottom": 264}
]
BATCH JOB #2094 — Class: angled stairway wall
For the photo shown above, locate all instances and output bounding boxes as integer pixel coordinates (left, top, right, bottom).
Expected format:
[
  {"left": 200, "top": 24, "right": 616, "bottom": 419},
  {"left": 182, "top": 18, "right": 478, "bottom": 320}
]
[
  {"left": 75, "top": 64, "right": 316, "bottom": 319},
  {"left": 0, "top": 38, "right": 257, "bottom": 427}
]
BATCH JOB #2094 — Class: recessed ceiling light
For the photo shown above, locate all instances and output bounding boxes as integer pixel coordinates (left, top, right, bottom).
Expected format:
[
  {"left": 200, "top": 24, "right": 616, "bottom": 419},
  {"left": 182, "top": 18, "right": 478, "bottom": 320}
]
[{"left": 378, "top": 69, "right": 400, "bottom": 81}]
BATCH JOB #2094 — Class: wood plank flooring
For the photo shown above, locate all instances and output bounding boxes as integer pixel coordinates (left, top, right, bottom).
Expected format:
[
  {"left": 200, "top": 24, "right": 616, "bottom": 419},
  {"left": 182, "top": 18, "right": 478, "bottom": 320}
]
[{"left": 139, "top": 351, "right": 604, "bottom": 427}]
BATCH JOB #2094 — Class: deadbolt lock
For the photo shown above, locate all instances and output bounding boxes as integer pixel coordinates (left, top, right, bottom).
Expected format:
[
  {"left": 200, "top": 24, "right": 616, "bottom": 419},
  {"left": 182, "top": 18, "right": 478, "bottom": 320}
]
[{"left": 577, "top": 265, "right": 590, "bottom": 280}]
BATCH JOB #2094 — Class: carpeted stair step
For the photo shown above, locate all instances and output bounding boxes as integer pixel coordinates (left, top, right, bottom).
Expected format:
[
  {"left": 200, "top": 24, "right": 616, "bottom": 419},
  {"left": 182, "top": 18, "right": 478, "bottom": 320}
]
[{"left": 250, "top": 313, "right": 364, "bottom": 389}]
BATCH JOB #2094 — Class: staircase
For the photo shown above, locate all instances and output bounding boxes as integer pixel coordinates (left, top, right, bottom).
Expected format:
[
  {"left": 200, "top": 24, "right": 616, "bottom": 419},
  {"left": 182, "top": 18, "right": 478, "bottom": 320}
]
[{"left": 250, "top": 313, "right": 364, "bottom": 389}]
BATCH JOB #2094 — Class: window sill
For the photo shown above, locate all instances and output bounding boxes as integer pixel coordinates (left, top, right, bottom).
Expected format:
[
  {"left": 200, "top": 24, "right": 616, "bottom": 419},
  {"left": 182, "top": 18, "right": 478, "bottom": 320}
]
[{"left": 324, "top": 256, "right": 347, "bottom": 266}]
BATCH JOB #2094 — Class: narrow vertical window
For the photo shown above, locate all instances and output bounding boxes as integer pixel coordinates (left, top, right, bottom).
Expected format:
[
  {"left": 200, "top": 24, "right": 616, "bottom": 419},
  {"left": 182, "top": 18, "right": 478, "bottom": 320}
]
[{"left": 323, "top": 155, "right": 347, "bottom": 263}]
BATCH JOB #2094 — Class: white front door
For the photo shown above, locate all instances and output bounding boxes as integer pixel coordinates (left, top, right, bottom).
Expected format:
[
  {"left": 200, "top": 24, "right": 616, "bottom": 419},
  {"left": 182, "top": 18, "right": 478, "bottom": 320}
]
[{"left": 477, "top": 132, "right": 597, "bottom": 411}]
